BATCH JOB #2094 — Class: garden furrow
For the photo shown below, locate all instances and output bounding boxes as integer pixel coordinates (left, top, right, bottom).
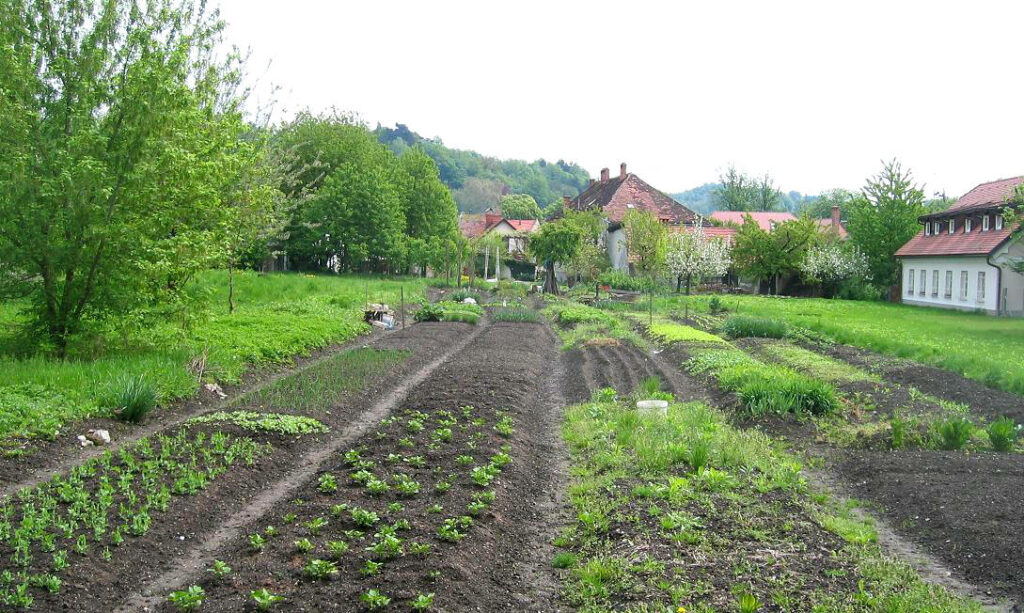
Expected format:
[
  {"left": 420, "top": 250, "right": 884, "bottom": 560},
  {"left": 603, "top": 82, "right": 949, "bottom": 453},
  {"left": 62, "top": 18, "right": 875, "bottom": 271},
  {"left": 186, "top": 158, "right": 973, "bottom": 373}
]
[
  {"left": 0, "top": 326, "right": 402, "bottom": 500},
  {"left": 111, "top": 320, "right": 490, "bottom": 612}
]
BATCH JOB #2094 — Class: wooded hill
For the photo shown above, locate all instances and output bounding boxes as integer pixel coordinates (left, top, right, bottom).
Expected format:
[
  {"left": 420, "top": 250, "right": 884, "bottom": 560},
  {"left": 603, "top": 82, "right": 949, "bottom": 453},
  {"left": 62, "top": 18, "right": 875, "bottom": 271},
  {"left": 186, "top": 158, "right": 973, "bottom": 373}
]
[{"left": 375, "top": 124, "right": 591, "bottom": 214}]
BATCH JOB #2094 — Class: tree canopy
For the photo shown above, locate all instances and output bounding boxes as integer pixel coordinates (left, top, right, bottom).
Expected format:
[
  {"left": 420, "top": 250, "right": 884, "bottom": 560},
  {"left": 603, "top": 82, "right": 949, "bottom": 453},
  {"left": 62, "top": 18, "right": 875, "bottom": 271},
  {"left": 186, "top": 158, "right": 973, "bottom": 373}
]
[{"left": 499, "top": 194, "right": 542, "bottom": 220}]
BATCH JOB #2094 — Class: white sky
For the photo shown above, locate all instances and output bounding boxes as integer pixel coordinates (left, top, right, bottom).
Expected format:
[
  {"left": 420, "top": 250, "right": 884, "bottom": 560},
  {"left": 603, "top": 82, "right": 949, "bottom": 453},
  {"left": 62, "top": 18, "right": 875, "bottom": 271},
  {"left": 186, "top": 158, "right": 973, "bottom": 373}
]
[{"left": 218, "top": 0, "right": 1024, "bottom": 198}]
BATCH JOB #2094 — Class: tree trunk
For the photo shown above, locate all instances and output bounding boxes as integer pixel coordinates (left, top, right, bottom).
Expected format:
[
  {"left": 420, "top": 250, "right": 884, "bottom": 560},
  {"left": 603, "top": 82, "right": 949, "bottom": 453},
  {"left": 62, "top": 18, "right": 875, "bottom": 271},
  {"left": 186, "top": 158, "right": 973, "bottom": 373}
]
[
  {"left": 544, "top": 261, "right": 558, "bottom": 294},
  {"left": 676, "top": 275, "right": 682, "bottom": 293},
  {"left": 483, "top": 249, "right": 489, "bottom": 281},
  {"left": 228, "top": 261, "right": 235, "bottom": 314},
  {"left": 686, "top": 274, "right": 693, "bottom": 295}
]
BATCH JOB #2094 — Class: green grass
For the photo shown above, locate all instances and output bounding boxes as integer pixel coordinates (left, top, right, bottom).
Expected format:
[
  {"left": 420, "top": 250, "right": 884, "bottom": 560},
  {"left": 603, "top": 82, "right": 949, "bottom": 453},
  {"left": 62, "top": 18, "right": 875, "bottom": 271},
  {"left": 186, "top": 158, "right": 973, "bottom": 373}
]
[
  {"left": 0, "top": 271, "right": 425, "bottom": 446},
  {"left": 757, "top": 342, "right": 877, "bottom": 383},
  {"left": 662, "top": 294, "right": 1024, "bottom": 397},
  {"left": 558, "top": 394, "right": 982, "bottom": 612},
  {"left": 644, "top": 317, "right": 726, "bottom": 345}
]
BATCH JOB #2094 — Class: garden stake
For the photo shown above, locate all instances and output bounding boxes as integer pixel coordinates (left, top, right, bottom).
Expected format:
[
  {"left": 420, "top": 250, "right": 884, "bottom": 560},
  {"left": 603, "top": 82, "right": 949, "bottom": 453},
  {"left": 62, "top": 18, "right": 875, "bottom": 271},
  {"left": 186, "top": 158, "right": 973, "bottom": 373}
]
[{"left": 401, "top": 286, "right": 405, "bottom": 329}]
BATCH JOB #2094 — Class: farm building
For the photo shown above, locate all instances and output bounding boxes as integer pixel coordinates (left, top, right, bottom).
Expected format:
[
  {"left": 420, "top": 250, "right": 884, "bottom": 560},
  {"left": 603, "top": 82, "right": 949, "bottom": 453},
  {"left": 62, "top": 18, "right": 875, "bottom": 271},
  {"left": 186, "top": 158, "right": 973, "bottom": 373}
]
[
  {"left": 565, "top": 163, "right": 698, "bottom": 270},
  {"left": 895, "top": 177, "right": 1024, "bottom": 316},
  {"left": 458, "top": 211, "right": 540, "bottom": 280}
]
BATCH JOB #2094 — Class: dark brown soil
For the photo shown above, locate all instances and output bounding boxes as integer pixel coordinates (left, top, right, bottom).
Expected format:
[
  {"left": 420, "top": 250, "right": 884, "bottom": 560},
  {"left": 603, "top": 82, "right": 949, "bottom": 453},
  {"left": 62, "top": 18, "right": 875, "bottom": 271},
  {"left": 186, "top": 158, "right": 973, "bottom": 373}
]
[
  {"left": 833, "top": 448, "right": 1024, "bottom": 604},
  {"left": 7, "top": 321, "right": 477, "bottom": 613},
  {"left": 148, "top": 321, "right": 570, "bottom": 612},
  {"left": 818, "top": 343, "right": 1024, "bottom": 423},
  {"left": 563, "top": 341, "right": 707, "bottom": 405}
]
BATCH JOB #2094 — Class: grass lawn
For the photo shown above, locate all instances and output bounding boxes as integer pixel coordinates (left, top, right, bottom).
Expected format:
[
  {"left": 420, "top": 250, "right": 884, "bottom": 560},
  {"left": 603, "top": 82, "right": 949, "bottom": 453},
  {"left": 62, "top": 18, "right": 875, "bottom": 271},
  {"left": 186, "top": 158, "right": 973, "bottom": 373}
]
[
  {"left": 658, "top": 294, "right": 1024, "bottom": 397},
  {"left": 0, "top": 271, "right": 426, "bottom": 446}
]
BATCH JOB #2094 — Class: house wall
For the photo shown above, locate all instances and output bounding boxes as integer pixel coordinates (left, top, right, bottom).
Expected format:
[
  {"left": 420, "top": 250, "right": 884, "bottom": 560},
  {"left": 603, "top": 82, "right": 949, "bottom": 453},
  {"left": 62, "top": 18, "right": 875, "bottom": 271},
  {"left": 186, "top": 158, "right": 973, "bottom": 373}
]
[
  {"left": 606, "top": 228, "right": 629, "bottom": 271},
  {"left": 991, "top": 239, "right": 1024, "bottom": 316},
  {"left": 901, "top": 255, "right": 1000, "bottom": 314}
]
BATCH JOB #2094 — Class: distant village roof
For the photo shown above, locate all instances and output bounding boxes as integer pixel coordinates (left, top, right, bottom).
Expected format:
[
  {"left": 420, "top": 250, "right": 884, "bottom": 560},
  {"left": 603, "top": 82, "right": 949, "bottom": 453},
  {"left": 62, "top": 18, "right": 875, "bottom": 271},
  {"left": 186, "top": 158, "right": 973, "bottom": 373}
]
[
  {"left": 670, "top": 225, "right": 738, "bottom": 243},
  {"left": 458, "top": 212, "right": 540, "bottom": 239},
  {"left": 566, "top": 163, "right": 697, "bottom": 226},
  {"left": 896, "top": 177, "right": 1022, "bottom": 257},
  {"left": 710, "top": 211, "right": 796, "bottom": 231}
]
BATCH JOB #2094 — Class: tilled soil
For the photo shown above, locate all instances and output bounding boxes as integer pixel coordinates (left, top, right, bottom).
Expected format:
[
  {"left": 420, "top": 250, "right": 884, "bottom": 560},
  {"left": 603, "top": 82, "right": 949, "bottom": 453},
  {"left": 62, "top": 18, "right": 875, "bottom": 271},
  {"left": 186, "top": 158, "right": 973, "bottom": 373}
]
[
  {"left": 6, "top": 321, "right": 477, "bottom": 613},
  {"left": 563, "top": 341, "right": 706, "bottom": 404},
  {"left": 149, "top": 321, "right": 569, "bottom": 612},
  {"left": 833, "top": 449, "right": 1024, "bottom": 604}
]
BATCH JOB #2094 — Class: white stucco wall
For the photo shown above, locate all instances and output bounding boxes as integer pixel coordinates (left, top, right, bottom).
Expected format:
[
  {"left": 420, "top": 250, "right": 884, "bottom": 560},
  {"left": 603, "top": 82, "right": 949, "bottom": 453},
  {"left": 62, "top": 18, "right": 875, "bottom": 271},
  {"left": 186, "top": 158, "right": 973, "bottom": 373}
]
[
  {"left": 606, "top": 228, "right": 629, "bottom": 271},
  {"left": 990, "top": 239, "right": 1024, "bottom": 315},
  {"left": 901, "top": 255, "right": 1000, "bottom": 314}
]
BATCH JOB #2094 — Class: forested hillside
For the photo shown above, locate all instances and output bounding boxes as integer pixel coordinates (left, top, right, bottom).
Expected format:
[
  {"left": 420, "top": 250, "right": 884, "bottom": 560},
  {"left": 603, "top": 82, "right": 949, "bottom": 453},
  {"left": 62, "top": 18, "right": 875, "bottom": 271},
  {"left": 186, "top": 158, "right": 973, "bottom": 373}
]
[
  {"left": 671, "top": 183, "right": 821, "bottom": 215},
  {"left": 375, "top": 124, "right": 591, "bottom": 213}
]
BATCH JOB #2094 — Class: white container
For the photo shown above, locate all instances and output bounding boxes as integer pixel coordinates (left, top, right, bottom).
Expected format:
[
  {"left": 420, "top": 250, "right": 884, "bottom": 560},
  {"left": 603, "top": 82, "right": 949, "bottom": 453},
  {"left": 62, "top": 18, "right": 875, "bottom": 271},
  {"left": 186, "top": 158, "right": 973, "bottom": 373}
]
[{"left": 635, "top": 400, "right": 669, "bottom": 417}]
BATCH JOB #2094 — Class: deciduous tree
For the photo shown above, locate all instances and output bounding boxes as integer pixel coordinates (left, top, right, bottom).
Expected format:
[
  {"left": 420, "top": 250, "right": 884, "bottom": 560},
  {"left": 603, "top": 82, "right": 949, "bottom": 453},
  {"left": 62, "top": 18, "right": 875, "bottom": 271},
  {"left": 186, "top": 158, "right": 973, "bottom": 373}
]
[
  {"left": 666, "top": 225, "right": 732, "bottom": 294},
  {"left": 499, "top": 194, "right": 542, "bottom": 220},
  {"left": 529, "top": 221, "right": 583, "bottom": 294},
  {"left": 623, "top": 210, "right": 668, "bottom": 281}
]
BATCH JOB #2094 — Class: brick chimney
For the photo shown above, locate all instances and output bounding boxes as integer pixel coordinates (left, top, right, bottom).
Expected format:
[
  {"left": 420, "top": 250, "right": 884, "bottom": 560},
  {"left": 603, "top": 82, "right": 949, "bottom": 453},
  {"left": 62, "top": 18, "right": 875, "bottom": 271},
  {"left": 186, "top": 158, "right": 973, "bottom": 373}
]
[
  {"left": 831, "top": 205, "right": 841, "bottom": 227},
  {"left": 562, "top": 195, "right": 571, "bottom": 208},
  {"left": 620, "top": 163, "right": 627, "bottom": 180},
  {"left": 600, "top": 168, "right": 610, "bottom": 183},
  {"left": 485, "top": 212, "right": 502, "bottom": 227}
]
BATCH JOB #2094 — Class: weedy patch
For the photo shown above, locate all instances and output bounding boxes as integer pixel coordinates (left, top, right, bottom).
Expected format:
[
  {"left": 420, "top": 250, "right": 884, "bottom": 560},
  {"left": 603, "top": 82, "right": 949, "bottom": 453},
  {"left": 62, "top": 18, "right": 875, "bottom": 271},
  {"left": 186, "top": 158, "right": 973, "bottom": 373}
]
[
  {"left": 556, "top": 395, "right": 983, "bottom": 612},
  {"left": 189, "top": 411, "right": 328, "bottom": 436},
  {"left": 544, "top": 301, "right": 647, "bottom": 349}
]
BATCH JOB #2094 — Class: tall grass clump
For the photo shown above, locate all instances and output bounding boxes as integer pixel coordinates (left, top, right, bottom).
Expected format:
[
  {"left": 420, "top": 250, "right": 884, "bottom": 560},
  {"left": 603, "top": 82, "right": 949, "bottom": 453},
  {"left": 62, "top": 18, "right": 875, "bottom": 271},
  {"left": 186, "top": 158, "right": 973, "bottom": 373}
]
[
  {"left": 721, "top": 315, "right": 788, "bottom": 339},
  {"left": 107, "top": 374, "right": 158, "bottom": 423},
  {"left": 490, "top": 308, "right": 539, "bottom": 323},
  {"left": 986, "top": 417, "right": 1020, "bottom": 452},
  {"left": 934, "top": 416, "right": 974, "bottom": 450}
]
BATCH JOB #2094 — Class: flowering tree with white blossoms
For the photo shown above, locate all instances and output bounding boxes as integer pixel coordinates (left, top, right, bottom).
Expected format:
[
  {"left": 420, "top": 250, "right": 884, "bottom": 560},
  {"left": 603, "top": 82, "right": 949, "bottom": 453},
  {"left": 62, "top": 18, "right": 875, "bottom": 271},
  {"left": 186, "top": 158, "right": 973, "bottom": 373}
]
[
  {"left": 666, "top": 224, "right": 733, "bottom": 294},
  {"left": 799, "top": 242, "right": 870, "bottom": 297}
]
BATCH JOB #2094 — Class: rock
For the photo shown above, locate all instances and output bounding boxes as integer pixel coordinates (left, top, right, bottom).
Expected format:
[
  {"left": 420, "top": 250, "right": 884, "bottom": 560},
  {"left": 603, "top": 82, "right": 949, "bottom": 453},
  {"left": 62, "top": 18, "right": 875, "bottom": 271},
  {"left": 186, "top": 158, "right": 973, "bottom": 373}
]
[
  {"left": 85, "top": 429, "right": 111, "bottom": 445},
  {"left": 462, "top": 297, "right": 477, "bottom": 305},
  {"left": 77, "top": 435, "right": 94, "bottom": 448},
  {"left": 203, "top": 382, "right": 227, "bottom": 399}
]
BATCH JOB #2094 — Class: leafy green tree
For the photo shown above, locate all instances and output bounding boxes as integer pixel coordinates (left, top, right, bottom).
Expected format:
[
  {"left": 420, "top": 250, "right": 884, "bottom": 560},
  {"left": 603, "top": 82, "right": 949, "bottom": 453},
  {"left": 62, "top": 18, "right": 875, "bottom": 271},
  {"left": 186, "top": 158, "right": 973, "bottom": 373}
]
[
  {"left": 0, "top": 0, "right": 247, "bottom": 354},
  {"left": 529, "top": 221, "right": 583, "bottom": 294},
  {"left": 623, "top": 210, "right": 668, "bottom": 281},
  {"left": 847, "top": 160, "right": 926, "bottom": 292},
  {"left": 713, "top": 166, "right": 782, "bottom": 212},
  {"left": 563, "top": 209, "right": 608, "bottom": 288},
  {"left": 797, "top": 188, "right": 859, "bottom": 220},
  {"left": 732, "top": 216, "right": 821, "bottom": 294},
  {"left": 397, "top": 148, "right": 458, "bottom": 272},
  {"left": 499, "top": 194, "right": 542, "bottom": 220}
]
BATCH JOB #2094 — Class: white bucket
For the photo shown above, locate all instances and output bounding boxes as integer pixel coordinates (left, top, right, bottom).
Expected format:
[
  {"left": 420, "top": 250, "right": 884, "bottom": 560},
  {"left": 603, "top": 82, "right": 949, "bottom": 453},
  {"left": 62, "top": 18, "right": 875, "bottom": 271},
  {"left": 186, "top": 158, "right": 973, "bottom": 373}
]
[{"left": 635, "top": 400, "right": 669, "bottom": 417}]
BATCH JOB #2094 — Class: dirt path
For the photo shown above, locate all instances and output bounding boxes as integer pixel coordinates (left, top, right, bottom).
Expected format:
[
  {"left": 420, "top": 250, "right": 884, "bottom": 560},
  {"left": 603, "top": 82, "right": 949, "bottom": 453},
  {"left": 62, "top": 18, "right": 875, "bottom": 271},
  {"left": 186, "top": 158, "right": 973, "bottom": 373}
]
[
  {"left": 0, "top": 325, "right": 402, "bottom": 498},
  {"left": 113, "top": 321, "right": 490, "bottom": 612}
]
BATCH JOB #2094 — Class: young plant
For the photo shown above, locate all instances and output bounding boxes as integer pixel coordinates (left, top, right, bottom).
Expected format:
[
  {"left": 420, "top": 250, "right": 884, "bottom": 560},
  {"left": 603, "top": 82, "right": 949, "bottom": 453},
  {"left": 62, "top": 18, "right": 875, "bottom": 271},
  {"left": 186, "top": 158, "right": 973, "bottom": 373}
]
[
  {"left": 251, "top": 588, "right": 285, "bottom": 610},
  {"left": 328, "top": 540, "right": 349, "bottom": 559},
  {"left": 303, "top": 559, "right": 338, "bottom": 581},
  {"left": 317, "top": 473, "right": 338, "bottom": 493},
  {"left": 350, "top": 507, "right": 380, "bottom": 528},
  {"left": 410, "top": 592, "right": 436, "bottom": 610},
  {"left": 293, "top": 538, "right": 314, "bottom": 553},
  {"left": 361, "top": 589, "right": 392, "bottom": 610},
  {"left": 738, "top": 592, "right": 762, "bottom": 613},
  {"left": 208, "top": 560, "right": 232, "bottom": 581},
  {"left": 167, "top": 585, "right": 205, "bottom": 611},
  {"left": 361, "top": 559, "right": 383, "bottom": 576},
  {"left": 249, "top": 533, "right": 266, "bottom": 552},
  {"left": 987, "top": 417, "right": 1020, "bottom": 452},
  {"left": 936, "top": 416, "right": 974, "bottom": 450},
  {"left": 305, "top": 517, "right": 328, "bottom": 535}
]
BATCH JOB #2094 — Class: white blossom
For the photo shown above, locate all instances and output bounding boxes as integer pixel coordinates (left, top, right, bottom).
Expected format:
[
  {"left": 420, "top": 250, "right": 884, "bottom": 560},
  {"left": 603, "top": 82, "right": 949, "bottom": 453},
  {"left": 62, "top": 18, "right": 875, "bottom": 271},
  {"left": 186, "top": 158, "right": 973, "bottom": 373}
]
[
  {"left": 799, "top": 243, "right": 870, "bottom": 285},
  {"left": 666, "top": 223, "right": 733, "bottom": 289}
]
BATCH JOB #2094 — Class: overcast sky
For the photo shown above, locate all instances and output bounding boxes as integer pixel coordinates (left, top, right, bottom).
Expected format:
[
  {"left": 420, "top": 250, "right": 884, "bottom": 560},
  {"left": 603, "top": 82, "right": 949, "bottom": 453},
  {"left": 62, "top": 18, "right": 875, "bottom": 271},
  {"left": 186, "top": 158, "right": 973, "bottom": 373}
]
[{"left": 218, "top": 0, "right": 1024, "bottom": 198}]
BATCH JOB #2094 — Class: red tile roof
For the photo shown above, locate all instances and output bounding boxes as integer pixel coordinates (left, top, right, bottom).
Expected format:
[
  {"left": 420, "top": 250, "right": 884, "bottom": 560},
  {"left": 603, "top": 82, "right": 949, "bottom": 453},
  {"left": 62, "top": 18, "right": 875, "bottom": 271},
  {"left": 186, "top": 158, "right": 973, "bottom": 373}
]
[
  {"left": 896, "top": 177, "right": 1022, "bottom": 257},
  {"left": 815, "top": 218, "right": 849, "bottom": 239},
  {"left": 505, "top": 219, "right": 539, "bottom": 232},
  {"left": 948, "top": 177, "right": 1022, "bottom": 213},
  {"left": 710, "top": 211, "right": 796, "bottom": 231},
  {"left": 895, "top": 224, "right": 1015, "bottom": 257},
  {"left": 568, "top": 173, "right": 696, "bottom": 225},
  {"left": 670, "top": 225, "right": 737, "bottom": 241}
]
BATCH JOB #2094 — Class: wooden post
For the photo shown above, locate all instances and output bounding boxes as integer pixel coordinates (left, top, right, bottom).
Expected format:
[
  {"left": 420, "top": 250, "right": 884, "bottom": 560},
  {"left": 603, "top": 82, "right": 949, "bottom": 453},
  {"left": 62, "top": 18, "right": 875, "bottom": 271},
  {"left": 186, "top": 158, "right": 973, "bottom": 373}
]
[
  {"left": 648, "top": 286, "right": 653, "bottom": 327},
  {"left": 401, "top": 286, "right": 406, "bottom": 329}
]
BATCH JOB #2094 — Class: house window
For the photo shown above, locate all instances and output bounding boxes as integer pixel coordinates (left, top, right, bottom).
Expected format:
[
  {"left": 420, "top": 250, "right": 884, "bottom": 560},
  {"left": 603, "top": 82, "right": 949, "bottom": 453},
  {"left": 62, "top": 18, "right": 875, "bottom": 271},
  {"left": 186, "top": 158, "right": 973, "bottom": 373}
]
[
  {"left": 978, "top": 271, "right": 986, "bottom": 303},
  {"left": 944, "top": 271, "right": 952, "bottom": 298},
  {"left": 948, "top": 219, "right": 955, "bottom": 234},
  {"left": 965, "top": 217, "right": 972, "bottom": 233},
  {"left": 919, "top": 269, "right": 926, "bottom": 296},
  {"left": 925, "top": 224, "right": 931, "bottom": 236},
  {"left": 933, "top": 221, "right": 941, "bottom": 235},
  {"left": 931, "top": 270, "right": 939, "bottom": 297},
  {"left": 996, "top": 215, "right": 1004, "bottom": 230},
  {"left": 982, "top": 215, "right": 990, "bottom": 231},
  {"left": 960, "top": 271, "right": 968, "bottom": 300},
  {"left": 907, "top": 269, "right": 915, "bottom": 294}
]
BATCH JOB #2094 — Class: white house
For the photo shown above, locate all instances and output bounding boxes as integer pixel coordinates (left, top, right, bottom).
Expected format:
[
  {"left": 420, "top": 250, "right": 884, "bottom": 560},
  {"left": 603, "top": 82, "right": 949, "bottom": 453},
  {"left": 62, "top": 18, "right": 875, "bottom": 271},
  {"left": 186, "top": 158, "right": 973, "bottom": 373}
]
[{"left": 895, "top": 177, "right": 1024, "bottom": 316}]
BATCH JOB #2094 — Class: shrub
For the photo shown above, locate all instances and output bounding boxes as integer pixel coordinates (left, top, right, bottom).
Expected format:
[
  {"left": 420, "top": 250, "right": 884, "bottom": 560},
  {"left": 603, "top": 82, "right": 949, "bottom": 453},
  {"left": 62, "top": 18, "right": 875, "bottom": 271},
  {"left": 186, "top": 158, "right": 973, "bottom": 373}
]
[
  {"left": 890, "top": 415, "right": 907, "bottom": 449},
  {"left": 448, "top": 289, "right": 482, "bottom": 303},
  {"left": 109, "top": 374, "right": 157, "bottom": 423},
  {"left": 597, "top": 270, "right": 655, "bottom": 292},
  {"left": 708, "top": 295, "right": 726, "bottom": 314},
  {"left": 935, "top": 416, "right": 974, "bottom": 450},
  {"left": 721, "top": 315, "right": 788, "bottom": 339},
  {"left": 414, "top": 303, "right": 444, "bottom": 322},
  {"left": 986, "top": 417, "right": 1019, "bottom": 452}
]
